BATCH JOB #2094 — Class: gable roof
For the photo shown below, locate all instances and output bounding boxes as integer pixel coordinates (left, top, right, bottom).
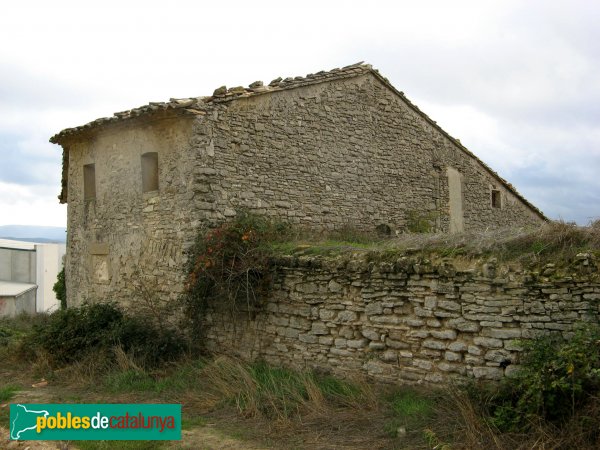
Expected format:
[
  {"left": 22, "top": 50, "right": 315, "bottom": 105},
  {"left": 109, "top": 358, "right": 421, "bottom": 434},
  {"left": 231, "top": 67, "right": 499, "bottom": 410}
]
[{"left": 50, "top": 63, "right": 546, "bottom": 220}]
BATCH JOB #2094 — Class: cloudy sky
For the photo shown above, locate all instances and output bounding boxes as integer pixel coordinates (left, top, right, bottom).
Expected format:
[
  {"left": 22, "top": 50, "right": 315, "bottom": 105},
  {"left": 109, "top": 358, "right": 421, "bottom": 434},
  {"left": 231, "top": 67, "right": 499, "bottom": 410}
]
[{"left": 1, "top": 0, "right": 598, "bottom": 227}]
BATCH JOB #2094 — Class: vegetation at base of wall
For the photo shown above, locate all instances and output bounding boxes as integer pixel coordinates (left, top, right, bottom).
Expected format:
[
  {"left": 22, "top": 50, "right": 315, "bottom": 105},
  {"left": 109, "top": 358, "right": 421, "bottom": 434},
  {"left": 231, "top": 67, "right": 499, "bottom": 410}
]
[
  {"left": 485, "top": 325, "right": 600, "bottom": 433},
  {"left": 181, "top": 212, "right": 283, "bottom": 334},
  {"left": 3, "top": 309, "right": 600, "bottom": 448},
  {"left": 53, "top": 266, "right": 67, "bottom": 310},
  {"left": 200, "top": 357, "right": 375, "bottom": 420},
  {"left": 21, "top": 302, "right": 185, "bottom": 369}
]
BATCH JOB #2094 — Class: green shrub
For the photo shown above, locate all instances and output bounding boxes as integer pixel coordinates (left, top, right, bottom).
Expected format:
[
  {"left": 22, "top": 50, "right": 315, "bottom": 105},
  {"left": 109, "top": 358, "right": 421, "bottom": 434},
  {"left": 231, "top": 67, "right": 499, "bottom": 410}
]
[
  {"left": 24, "top": 302, "right": 184, "bottom": 368},
  {"left": 489, "top": 325, "right": 600, "bottom": 431},
  {"left": 182, "top": 212, "right": 278, "bottom": 334},
  {"left": 53, "top": 267, "right": 67, "bottom": 310}
]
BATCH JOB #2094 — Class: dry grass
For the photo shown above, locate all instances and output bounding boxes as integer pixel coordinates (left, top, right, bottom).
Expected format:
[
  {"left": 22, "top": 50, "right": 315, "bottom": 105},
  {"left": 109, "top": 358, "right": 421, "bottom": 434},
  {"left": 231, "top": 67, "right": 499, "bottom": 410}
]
[
  {"left": 194, "top": 356, "right": 376, "bottom": 423},
  {"left": 381, "top": 220, "right": 600, "bottom": 262},
  {"left": 276, "top": 221, "right": 600, "bottom": 270}
]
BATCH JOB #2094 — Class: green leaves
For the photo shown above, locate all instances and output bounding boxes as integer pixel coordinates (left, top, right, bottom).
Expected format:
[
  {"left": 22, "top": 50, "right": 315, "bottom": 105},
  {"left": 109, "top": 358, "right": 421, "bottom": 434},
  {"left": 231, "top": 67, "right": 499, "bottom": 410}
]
[{"left": 490, "top": 325, "right": 600, "bottom": 431}]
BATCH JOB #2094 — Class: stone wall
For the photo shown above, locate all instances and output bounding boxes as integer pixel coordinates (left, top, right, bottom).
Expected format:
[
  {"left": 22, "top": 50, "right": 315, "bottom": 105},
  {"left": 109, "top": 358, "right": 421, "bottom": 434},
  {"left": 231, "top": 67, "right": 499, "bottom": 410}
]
[
  {"left": 204, "top": 253, "right": 600, "bottom": 383},
  {"left": 64, "top": 115, "right": 199, "bottom": 306},
  {"left": 190, "top": 73, "right": 544, "bottom": 234}
]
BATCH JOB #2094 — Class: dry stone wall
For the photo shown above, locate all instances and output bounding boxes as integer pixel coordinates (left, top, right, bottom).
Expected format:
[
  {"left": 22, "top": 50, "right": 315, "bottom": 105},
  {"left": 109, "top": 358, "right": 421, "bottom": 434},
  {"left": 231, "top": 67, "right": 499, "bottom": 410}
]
[
  {"left": 191, "top": 73, "right": 543, "bottom": 234},
  {"left": 204, "top": 253, "right": 600, "bottom": 383},
  {"left": 64, "top": 116, "right": 199, "bottom": 306}
]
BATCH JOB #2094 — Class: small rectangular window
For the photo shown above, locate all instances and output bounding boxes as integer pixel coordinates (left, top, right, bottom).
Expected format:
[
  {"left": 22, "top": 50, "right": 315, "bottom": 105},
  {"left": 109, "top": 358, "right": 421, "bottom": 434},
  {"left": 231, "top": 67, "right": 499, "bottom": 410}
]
[
  {"left": 141, "top": 152, "right": 159, "bottom": 192},
  {"left": 491, "top": 189, "right": 501, "bottom": 209},
  {"left": 83, "top": 164, "right": 96, "bottom": 200}
]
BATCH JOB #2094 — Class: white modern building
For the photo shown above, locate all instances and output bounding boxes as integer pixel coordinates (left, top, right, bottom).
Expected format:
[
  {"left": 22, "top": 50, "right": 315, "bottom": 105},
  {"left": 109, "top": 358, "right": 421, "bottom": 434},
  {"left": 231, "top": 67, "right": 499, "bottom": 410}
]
[{"left": 0, "top": 239, "right": 66, "bottom": 317}]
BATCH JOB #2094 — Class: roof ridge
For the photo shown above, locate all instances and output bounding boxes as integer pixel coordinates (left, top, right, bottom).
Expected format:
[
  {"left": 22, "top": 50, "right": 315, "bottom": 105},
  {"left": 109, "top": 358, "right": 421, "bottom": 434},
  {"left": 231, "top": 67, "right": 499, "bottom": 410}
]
[
  {"left": 50, "top": 62, "right": 372, "bottom": 143},
  {"left": 48, "top": 62, "right": 546, "bottom": 221}
]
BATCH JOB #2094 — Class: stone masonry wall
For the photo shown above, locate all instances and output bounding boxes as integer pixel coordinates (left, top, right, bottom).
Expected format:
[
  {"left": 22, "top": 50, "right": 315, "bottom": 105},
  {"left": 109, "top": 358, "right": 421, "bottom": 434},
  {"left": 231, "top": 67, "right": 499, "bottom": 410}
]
[
  {"left": 204, "top": 253, "right": 600, "bottom": 383},
  {"left": 190, "top": 73, "right": 543, "bottom": 234},
  {"left": 64, "top": 116, "right": 200, "bottom": 306}
]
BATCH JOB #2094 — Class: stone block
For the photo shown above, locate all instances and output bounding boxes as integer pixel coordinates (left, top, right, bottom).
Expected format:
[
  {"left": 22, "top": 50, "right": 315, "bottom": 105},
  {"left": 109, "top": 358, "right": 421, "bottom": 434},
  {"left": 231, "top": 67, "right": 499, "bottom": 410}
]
[
  {"left": 406, "top": 330, "right": 429, "bottom": 339},
  {"left": 423, "top": 339, "right": 446, "bottom": 350},
  {"left": 370, "top": 315, "right": 401, "bottom": 324},
  {"left": 430, "top": 329, "right": 457, "bottom": 340},
  {"left": 319, "top": 309, "right": 337, "bottom": 320},
  {"left": 318, "top": 336, "right": 334, "bottom": 346},
  {"left": 483, "top": 328, "right": 522, "bottom": 339},
  {"left": 484, "top": 349, "right": 511, "bottom": 363},
  {"left": 425, "top": 373, "right": 443, "bottom": 383},
  {"left": 347, "top": 338, "right": 368, "bottom": 349},
  {"left": 504, "top": 365, "right": 522, "bottom": 378},
  {"left": 414, "top": 307, "right": 434, "bottom": 317},
  {"left": 413, "top": 359, "right": 433, "bottom": 370},
  {"left": 337, "top": 310, "right": 358, "bottom": 322},
  {"left": 445, "top": 351, "right": 461, "bottom": 362},
  {"left": 361, "top": 328, "right": 380, "bottom": 341},
  {"left": 424, "top": 296, "right": 437, "bottom": 309},
  {"left": 426, "top": 319, "right": 441, "bottom": 327},
  {"left": 467, "top": 345, "right": 482, "bottom": 356},
  {"left": 447, "top": 341, "right": 467, "bottom": 352},
  {"left": 438, "top": 300, "right": 461, "bottom": 311},
  {"left": 296, "top": 282, "right": 318, "bottom": 294},
  {"left": 330, "top": 348, "right": 353, "bottom": 357},
  {"left": 311, "top": 322, "right": 329, "bottom": 335},
  {"left": 334, "top": 338, "right": 347, "bottom": 348},
  {"left": 338, "top": 326, "right": 355, "bottom": 339},
  {"left": 381, "top": 350, "right": 398, "bottom": 362},
  {"left": 299, "top": 333, "right": 318, "bottom": 344},
  {"left": 473, "top": 337, "right": 503, "bottom": 349},
  {"left": 472, "top": 367, "right": 503, "bottom": 380},
  {"left": 290, "top": 316, "right": 311, "bottom": 330},
  {"left": 365, "top": 301, "right": 383, "bottom": 316},
  {"left": 328, "top": 279, "right": 342, "bottom": 292}
]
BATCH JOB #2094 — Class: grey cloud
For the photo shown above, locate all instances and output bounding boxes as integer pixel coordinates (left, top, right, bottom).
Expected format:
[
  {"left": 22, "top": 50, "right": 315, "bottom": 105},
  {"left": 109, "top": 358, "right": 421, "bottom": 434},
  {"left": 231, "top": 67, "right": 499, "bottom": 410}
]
[
  {"left": 0, "top": 63, "right": 95, "bottom": 109},
  {"left": 0, "top": 133, "right": 61, "bottom": 186}
]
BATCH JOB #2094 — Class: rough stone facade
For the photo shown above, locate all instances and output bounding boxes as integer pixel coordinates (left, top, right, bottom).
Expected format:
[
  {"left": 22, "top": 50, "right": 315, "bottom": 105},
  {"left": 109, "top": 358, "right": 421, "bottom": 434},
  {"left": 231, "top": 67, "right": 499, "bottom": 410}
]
[
  {"left": 51, "top": 63, "right": 546, "bottom": 306},
  {"left": 204, "top": 253, "right": 600, "bottom": 383}
]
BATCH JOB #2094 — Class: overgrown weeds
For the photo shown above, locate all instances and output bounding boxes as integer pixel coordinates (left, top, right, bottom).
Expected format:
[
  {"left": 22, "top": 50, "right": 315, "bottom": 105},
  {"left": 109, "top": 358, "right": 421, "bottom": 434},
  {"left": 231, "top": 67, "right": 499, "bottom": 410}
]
[
  {"left": 181, "top": 213, "right": 280, "bottom": 334},
  {"left": 487, "top": 325, "right": 600, "bottom": 433},
  {"left": 197, "top": 357, "right": 375, "bottom": 422},
  {"left": 364, "top": 220, "right": 600, "bottom": 268},
  {"left": 21, "top": 302, "right": 185, "bottom": 369}
]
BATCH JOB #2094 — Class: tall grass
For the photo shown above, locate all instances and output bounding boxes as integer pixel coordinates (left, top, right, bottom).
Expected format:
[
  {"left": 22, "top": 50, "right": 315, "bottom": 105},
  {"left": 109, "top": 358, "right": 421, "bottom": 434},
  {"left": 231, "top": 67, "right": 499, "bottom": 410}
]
[{"left": 197, "top": 357, "right": 375, "bottom": 421}]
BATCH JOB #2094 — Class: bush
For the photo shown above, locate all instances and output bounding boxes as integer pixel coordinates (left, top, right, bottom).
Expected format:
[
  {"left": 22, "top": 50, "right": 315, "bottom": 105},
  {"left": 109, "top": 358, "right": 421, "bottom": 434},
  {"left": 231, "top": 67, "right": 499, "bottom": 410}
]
[
  {"left": 24, "top": 302, "right": 184, "bottom": 368},
  {"left": 53, "top": 267, "right": 66, "bottom": 310},
  {"left": 488, "top": 325, "right": 600, "bottom": 431},
  {"left": 182, "top": 212, "right": 278, "bottom": 333}
]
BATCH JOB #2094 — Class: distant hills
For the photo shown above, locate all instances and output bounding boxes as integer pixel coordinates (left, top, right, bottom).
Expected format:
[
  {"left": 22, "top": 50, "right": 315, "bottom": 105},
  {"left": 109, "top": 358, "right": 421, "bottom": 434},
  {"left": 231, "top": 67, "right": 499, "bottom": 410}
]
[{"left": 0, "top": 225, "right": 66, "bottom": 243}]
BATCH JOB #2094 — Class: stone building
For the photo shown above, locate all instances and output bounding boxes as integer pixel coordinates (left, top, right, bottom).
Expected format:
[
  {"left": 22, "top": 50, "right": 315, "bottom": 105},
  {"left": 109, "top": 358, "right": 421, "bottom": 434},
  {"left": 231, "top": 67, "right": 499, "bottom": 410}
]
[{"left": 50, "top": 63, "right": 545, "bottom": 306}]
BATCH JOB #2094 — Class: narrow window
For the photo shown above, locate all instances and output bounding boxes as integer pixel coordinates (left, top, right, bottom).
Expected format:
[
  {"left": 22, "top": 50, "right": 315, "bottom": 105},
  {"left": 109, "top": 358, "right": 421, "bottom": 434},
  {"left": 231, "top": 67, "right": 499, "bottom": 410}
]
[
  {"left": 141, "top": 152, "right": 159, "bottom": 192},
  {"left": 491, "top": 189, "right": 502, "bottom": 209},
  {"left": 83, "top": 164, "right": 96, "bottom": 200}
]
